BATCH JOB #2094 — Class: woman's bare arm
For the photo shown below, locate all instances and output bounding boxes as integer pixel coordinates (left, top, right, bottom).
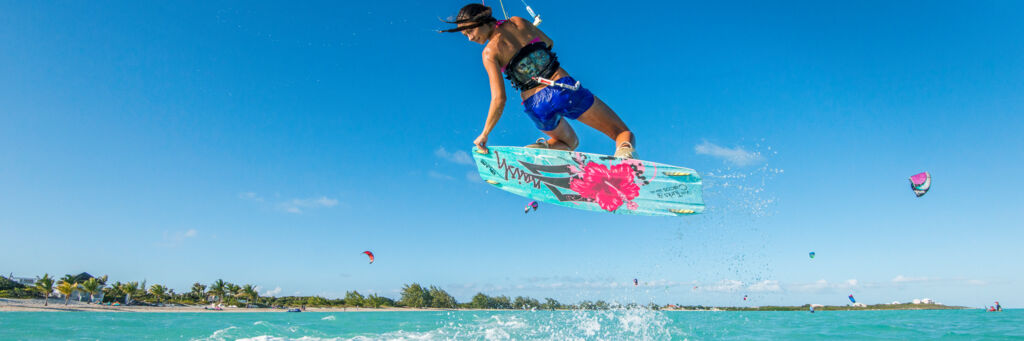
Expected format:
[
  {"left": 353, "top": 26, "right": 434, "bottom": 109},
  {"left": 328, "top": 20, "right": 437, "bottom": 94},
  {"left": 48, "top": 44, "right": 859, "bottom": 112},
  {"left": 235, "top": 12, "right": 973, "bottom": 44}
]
[{"left": 474, "top": 48, "right": 507, "bottom": 151}]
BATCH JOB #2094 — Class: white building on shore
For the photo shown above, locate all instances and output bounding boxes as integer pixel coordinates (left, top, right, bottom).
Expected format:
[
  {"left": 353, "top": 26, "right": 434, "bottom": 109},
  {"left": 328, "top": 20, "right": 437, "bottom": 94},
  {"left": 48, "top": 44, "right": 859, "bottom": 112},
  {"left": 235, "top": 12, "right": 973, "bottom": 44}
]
[{"left": 6, "top": 274, "right": 38, "bottom": 286}]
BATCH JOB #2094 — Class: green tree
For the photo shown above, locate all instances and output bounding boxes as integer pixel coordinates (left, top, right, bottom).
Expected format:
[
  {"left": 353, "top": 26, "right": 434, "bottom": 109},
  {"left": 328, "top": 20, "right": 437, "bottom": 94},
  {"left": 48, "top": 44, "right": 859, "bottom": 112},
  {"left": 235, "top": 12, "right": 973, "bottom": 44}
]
[
  {"left": 513, "top": 296, "right": 540, "bottom": 310},
  {"left": 0, "top": 276, "right": 25, "bottom": 291},
  {"left": 102, "top": 281, "right": 124, "bottom": 303},
  {"left": 80, "top": 278, "right": 102, "bottom": 303},
  {"left": 491, "top": 295, "right": 512, "bottom": 309},
  {"left": 33, "top": 274, "right": 55, "bottom": 306},
  {"left": 306, "top": 296, "right": 328, "bottom": 307},
  {"left": 118, "top": 282, "right": 141, "bottom": 305},
  {"left": 428, "top": 286, "right": 457, "bottom": 308},
  {"left": 208, "top": 279, "right": 227, "bottom": 305},
  {"left": 470, "top": 293, "right": 490, "bottom": 309},
  {"left": 541, "top": 298, "right": 561, "bottom": 310},
  {"left": 148, "top": 284, "right": 168, "bottom": 304},
  {"left": 399, "top": 283, "right": 431, "bottom": 308},
  {"left": 226, "top": 283, "right": 240, "bottom": 299},
  {"left": 345, "top": 291, "right": 365, "bottom": 307},
  {"left": 59, "top": 275, "right": 80, "bottom": 301},
  {"left": 240, "top": 284, "right": 258, "bottom": 308},
  {"left": 56, "top": 277, "right": 79, "bottom": 306},
  {"left": 190, "top": 283, "right": 206, "bottom": 301},
  {"left": 365, "top": 293, "right": 391, "bottom": 308}
]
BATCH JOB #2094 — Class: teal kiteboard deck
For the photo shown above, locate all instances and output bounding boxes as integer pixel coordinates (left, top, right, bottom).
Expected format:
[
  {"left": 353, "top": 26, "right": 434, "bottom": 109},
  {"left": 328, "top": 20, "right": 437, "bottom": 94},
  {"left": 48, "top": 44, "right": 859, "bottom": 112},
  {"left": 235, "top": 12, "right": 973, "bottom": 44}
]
[{"left": 472, "top": 146, "right": 704, "bottom": 217}]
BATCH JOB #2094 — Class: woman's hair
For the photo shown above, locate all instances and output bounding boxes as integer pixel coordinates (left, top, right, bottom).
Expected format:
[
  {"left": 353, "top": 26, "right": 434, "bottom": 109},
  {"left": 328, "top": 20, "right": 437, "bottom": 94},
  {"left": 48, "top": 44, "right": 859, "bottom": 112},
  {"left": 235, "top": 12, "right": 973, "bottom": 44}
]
[{"left": 440, "top": 4, "right": 496, "bottom": 33}]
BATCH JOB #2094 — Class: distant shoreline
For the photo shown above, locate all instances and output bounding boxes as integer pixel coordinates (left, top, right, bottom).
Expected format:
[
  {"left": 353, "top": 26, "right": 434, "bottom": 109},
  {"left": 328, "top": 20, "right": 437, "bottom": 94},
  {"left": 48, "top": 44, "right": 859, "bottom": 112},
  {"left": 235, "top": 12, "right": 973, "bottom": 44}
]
[
  {"left": 0, "top": 298, "right": 972, "bottom": 313},
  {"left": 0, "top": 298, "right": 453, "bottom": 312}
]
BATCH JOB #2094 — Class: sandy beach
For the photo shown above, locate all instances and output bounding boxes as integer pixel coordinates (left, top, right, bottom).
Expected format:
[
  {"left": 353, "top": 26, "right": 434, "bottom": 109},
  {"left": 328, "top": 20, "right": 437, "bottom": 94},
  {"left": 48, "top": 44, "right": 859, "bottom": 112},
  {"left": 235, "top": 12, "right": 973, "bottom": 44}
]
[{"left": 0, "top": 298, "right": 450, "bottom": 313}]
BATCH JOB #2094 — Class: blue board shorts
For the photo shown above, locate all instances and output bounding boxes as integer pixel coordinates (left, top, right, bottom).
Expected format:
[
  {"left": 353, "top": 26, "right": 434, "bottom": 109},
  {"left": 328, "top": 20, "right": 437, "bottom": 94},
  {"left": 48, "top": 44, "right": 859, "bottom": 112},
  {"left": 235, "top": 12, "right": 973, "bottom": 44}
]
[{"left": 522, "top": 77, "right": 595, "bottom": 131}]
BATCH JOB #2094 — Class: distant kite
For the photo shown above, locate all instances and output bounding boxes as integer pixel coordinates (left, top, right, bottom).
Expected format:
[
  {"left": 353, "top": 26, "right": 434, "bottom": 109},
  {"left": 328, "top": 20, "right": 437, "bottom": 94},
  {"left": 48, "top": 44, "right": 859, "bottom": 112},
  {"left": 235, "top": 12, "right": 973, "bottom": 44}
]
[
  {"left": 524, "top": 201, "right": 538, "bottom": 214},
  {"left": 743, "top": 295, "right": 748, "bottom": 301},
  {"left": 809, "top": 252, "right": 816, "bottom": 259},
  {"left": 363, "top": 251, "right": 374, "bottom": 264},
  {"left": 848, "top": 294, "right": 856, "bottom": 303},
  {"left": 909, "top": 172, "right": 931, "bottom": 197},
  {"left": 633, "top": 278, "right": 638, "bottom": 286}
]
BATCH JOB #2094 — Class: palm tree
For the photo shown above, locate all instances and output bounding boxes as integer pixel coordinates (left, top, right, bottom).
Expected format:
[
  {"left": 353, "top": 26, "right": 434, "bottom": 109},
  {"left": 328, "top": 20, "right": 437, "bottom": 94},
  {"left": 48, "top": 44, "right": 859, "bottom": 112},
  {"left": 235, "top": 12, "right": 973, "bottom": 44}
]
[
  {"left": 56, "top": 278, "right": 79, "bottom": 306},
  {"left": 240, "top": 284, "right": 258, "bottom": 308},
  {"left": 80, "top": 278, "right": 101, "bottom": 303},
  {"left": 226, "top": 283, "right": 240, "bottom": 300},
  {"left": 34, "top": 274, "right": 55, "bottom": 306},
  {"left": 208, "top": 279, "right": 227, "bottom": 305},
  {"left": 190, "top": 282, "right": 206, "bottom": 302},
  {"left": 149, "top": 284, "right": 167, "bottom": 305},
  {"left": 58, "top": 275, "right": 80, "bottom": 302},
  {"left": 104, "top": 281, "right": 122, "bottom": 303},
  {"left": 119, "top": 282, "right": 139, "bottom": 305}
]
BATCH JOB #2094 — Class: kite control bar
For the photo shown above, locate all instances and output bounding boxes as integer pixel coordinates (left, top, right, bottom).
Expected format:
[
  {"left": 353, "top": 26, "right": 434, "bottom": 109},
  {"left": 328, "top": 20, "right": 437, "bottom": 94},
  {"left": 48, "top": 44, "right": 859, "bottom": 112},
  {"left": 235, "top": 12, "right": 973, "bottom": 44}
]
[{"left": 532, "top": 77, "right": 580, "bottom": 91}]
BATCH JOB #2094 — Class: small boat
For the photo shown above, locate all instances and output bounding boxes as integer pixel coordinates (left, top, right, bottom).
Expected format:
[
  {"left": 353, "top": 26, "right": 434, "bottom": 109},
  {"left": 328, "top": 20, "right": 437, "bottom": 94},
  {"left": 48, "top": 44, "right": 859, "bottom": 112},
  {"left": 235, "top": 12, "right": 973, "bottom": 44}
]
[{"left": 287, "top": 308, "right": 301, "bottom": 312}]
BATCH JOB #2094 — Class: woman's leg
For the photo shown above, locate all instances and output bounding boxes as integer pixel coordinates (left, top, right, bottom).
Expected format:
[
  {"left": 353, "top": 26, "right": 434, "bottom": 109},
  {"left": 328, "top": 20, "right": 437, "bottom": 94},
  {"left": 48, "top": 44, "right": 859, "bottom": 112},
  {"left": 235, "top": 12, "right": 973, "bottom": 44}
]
[
  {"left": 540, "top": 118, "right": 579, "bottom": 151},
  {"left": 575, "top": 97, "right": 635, "bottom": 150}
]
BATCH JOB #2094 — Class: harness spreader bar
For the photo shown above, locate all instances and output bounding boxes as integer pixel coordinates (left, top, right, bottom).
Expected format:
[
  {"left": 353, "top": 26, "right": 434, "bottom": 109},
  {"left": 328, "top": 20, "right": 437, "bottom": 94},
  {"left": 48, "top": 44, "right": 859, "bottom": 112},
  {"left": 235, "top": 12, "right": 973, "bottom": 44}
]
[{"left": 532, "top": 77, "right": 580, "bottom": 91}]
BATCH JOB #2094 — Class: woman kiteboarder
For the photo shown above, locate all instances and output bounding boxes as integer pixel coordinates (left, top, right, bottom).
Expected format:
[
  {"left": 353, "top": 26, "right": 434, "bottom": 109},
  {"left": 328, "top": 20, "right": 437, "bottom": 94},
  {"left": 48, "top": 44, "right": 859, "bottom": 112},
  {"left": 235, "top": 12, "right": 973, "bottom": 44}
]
[{"left": 442, "top": 4, "right": 636, "bottom": 158}]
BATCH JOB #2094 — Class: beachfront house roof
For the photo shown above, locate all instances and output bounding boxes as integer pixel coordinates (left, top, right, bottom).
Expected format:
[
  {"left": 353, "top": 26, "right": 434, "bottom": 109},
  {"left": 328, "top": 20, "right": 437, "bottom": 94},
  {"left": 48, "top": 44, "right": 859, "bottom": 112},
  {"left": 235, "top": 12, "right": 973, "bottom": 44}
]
[{"left": 69, "top": 272, "right": 95, "bottom": 283}]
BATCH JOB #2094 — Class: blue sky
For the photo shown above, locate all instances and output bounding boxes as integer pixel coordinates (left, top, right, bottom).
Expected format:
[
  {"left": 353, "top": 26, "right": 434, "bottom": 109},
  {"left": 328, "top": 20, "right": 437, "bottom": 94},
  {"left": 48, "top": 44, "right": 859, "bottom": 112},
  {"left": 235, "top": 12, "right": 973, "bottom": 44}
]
[{"left": 1, "top": 0, "right": 1022, "bottom": 308}]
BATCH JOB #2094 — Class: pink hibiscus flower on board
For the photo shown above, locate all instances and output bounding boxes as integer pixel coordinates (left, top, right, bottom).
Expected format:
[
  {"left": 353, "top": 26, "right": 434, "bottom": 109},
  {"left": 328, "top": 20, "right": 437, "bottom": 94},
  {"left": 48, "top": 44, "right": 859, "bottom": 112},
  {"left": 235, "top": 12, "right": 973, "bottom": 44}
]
[{"left": 570, "top": 162, "right": 640, "bottom": 212}]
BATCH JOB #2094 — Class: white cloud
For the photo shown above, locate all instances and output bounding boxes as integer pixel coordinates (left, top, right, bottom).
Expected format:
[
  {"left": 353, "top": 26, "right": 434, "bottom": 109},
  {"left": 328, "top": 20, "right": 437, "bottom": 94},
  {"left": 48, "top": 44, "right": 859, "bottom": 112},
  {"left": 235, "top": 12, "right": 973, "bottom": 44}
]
[
  {"left": 263, "top": 286, "right": 282, "bottom": 296},
  {"left": 789, "top": 279, "right": 859, "bottom": 293},
  {"left": 892, "top": 276, "right": 989, "bottom": 287},
  {"left": 790, "top": 279, "right": 829, "bottom": 292},
  {"left": 160, "top": 229, "right": 199, "bottom": 247},
  {"left": 278, "top": 196, "right": 339, "bottom": 214},
  {"left": 694, "top": 141, "right": 765, "bottom": 166},
  {"left": 747, "top": 280, "right": 781, "bottom": 292},
  {"left": 703, "top": 280, "right": 744, "bottom": 292},
  {"left": 892, "top": 275, "right": 930, "bottom": 283},
  {"left": 435, "top": 146, "right": 474, "bottom": 165},
  {"left": 428, "top": 171, "right": 454, "bottom": 181},
  {"left": 238, "top": 192, "right": 264, "bottom": 202}
]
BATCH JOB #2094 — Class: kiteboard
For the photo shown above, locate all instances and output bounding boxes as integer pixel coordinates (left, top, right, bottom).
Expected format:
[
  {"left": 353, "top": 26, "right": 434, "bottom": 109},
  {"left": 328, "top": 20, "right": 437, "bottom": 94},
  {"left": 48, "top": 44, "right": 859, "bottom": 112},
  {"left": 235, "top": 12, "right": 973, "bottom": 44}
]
[{"left": 472, "top": 146, "right": 704, "bottom": 216}]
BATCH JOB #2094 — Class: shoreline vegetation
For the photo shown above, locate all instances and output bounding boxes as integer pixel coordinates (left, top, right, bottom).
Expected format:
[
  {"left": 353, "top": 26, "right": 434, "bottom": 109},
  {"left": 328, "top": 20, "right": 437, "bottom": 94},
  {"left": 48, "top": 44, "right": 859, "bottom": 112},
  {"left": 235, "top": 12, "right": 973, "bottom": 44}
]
[{"left": 1, "top": 273, "right": 969, "bottom": 313}]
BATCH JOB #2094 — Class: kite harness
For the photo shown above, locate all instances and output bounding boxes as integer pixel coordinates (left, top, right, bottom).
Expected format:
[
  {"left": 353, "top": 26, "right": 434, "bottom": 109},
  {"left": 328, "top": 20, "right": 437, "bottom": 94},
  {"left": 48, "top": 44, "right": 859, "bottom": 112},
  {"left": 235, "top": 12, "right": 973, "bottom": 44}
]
[
  {"left": 502, "top": 36, "right": 564, "bottom": 91},
  {"left": 475, "top": 1, "right": 568, "bottom": 91}
]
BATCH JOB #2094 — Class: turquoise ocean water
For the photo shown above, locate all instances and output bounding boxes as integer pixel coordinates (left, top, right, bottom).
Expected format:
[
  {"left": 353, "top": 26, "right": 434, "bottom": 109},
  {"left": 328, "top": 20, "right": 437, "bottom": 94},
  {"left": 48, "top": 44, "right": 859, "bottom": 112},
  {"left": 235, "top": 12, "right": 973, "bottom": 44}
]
[{"left": 2, "top": 309, "right": 1022, "bottom": 340}]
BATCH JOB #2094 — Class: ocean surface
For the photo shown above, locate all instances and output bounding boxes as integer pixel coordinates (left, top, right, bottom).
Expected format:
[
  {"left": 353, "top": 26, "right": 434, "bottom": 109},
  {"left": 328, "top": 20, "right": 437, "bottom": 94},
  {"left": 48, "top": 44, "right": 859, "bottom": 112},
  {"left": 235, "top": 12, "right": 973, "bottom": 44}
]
[{"left": 2, "top": 309, "right": 1022, "bottom": 340}]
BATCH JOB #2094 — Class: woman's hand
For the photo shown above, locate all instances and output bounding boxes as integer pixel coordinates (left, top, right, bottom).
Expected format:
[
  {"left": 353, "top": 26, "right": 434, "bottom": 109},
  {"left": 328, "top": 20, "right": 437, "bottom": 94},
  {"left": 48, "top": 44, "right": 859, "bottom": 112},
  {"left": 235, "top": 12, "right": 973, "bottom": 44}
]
[{"left": 474, "top": 133, "right": 489, "bottom": 153}]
